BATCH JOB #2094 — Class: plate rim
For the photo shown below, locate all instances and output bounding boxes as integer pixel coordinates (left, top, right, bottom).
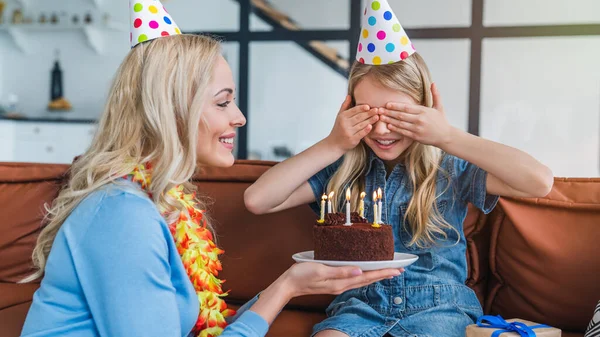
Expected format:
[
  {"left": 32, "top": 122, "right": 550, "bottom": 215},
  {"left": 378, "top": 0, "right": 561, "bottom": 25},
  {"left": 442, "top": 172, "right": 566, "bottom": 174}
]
[{"left": 292, "top": 250, "right": 419, "bottom": 264}]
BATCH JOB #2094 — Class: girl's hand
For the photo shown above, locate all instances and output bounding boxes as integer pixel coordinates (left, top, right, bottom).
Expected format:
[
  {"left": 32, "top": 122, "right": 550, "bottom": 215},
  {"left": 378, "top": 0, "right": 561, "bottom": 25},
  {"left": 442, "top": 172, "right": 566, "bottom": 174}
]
[
  {"left": 282, "top": 262, "right": 403, "bottom": 298},
  {"left": 380, "top": 83, "right": 454, "bottom": 147},
  {"left": 326, "top": 96, "right": 379, "bottom": 153}
]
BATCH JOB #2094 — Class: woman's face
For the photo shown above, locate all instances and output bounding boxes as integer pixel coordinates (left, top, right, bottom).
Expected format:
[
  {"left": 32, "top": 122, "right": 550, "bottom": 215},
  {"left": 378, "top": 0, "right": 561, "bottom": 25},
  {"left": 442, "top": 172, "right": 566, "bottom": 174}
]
[
  {"left": 197, "top": 55, "right": 246, "bottom": 168},
  {"left": 353, "top": 75, "right": 415, "bottom": 163}
]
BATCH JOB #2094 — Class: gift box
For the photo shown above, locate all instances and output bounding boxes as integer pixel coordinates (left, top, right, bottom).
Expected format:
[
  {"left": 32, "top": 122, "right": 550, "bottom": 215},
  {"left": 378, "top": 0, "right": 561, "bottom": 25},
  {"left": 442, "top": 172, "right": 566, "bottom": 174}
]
[{"left": 466, "top": 315, "right": 561, "bottom": 337}]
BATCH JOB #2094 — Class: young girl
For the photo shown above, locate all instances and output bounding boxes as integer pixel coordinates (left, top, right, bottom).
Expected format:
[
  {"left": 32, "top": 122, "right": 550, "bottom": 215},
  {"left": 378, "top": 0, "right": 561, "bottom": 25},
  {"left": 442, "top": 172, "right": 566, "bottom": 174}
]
[
  {"left": 244, "top": 1, "right": 553, "bottom": 336},
  {"left": 19, "top": 2, "right": 401, "bottom": 337}
]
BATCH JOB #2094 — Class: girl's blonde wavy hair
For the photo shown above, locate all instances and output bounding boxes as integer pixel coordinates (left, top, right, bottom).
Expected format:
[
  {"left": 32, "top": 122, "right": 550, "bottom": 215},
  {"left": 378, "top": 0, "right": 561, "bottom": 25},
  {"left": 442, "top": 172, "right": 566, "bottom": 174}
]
[
  {"left": 21, "top": 34, "right": 222, "bottom": 282},
  {"left": 327, "top": 52, "right": 455, "bottom": 249}
]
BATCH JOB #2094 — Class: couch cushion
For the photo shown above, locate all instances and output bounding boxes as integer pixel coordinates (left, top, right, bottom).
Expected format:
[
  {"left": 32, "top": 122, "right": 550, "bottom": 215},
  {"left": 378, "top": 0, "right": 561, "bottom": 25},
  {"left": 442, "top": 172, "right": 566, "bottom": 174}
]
[
  {"left": 463, "top": 203, "right": 492, "bottom": 306},
  {"left": 0, "top": 163, "right": 68, "bottom": 283},
  {"left": 486, "top": 178, "right": 600, "bottom": 333},
  {"left": 228, "top": 303, "right": 325, "bottom": 337}
]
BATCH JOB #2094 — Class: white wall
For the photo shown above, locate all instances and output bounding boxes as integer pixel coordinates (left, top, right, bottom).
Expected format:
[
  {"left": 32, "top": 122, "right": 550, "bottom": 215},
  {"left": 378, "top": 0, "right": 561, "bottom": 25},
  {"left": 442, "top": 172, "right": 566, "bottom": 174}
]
[{"left": 484, "top": 0, "right": 600, "bottom": 26}]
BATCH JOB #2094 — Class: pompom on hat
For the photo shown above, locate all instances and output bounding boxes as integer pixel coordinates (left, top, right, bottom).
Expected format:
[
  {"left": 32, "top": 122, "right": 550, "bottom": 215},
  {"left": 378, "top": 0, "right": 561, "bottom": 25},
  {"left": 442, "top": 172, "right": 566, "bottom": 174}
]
[
  {"left": 356, "top": 0, "right": 416, "bottom": 65},
  {"left": 130, "top": 0, "right": 182, "bottom": 48}
]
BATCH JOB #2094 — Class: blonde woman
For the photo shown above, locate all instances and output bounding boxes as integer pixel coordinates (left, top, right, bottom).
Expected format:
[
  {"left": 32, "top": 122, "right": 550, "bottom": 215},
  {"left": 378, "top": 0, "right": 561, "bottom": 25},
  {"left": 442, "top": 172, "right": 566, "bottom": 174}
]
[
  {"left": 244, "top": 2, "right": 553, "bottom": 336},
  {"left": 19, "top": 3, "right": 402, "bottom": 337}
]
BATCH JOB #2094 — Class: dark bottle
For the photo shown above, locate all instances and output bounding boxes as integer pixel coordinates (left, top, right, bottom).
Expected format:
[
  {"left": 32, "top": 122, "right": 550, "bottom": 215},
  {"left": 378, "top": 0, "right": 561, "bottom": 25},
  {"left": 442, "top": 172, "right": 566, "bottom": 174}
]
[{"left": 50, "top": 50, "right": 63, "bottom": 101}]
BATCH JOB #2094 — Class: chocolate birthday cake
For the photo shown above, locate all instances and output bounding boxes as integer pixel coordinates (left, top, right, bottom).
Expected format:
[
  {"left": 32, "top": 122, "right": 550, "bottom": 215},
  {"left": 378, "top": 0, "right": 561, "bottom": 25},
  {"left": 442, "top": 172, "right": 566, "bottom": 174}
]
[{"left": 313, "top": 212, "right": 394, "bottom": 261}]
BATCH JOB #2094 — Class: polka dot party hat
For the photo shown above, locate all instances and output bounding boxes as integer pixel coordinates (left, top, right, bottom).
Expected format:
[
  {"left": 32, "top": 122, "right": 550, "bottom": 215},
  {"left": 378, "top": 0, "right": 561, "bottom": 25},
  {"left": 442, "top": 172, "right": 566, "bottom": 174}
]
[
  {"left": 130, "top": 0, "right": 181, "bottom": 48},
  {"left": 356, "top": 0, "right": 415, "bottom": 65}
]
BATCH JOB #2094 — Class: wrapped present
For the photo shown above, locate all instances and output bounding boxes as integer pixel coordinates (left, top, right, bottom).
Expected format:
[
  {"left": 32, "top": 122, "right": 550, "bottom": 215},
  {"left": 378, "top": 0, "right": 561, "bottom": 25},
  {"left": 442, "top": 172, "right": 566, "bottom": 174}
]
[{"left": 466, "top": 315, "right": 562, "bottom": 337}]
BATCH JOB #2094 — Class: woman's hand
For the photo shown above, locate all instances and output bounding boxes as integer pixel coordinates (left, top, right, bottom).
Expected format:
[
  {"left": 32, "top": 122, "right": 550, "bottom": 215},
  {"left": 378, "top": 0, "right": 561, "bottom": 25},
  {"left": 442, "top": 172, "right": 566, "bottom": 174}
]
[
  {"left": 380, "top": 83, "right": 453, "bottom": 147},
  {"left": 248, "top": 263, "right": 402, "bottom": 325},
  {"left": 282, "top": 262, "right": 403, "bottom": 298},
  {"left": 326, "top": 95, "right": 379, "bottom": 153}
]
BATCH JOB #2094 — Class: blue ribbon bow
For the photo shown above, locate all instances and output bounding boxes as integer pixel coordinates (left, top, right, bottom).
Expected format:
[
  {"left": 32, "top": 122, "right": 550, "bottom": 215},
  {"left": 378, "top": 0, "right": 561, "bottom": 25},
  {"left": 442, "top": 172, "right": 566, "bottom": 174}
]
[{"left": 476, "top": 315, "right": 550, "bottom": 337}]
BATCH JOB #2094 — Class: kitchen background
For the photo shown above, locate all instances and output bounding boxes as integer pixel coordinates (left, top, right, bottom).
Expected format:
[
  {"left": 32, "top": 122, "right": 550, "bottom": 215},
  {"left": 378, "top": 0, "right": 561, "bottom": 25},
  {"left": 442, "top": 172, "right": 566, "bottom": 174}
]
[{"left": 0, "top": 0, "right": 599, "bottom": 177}]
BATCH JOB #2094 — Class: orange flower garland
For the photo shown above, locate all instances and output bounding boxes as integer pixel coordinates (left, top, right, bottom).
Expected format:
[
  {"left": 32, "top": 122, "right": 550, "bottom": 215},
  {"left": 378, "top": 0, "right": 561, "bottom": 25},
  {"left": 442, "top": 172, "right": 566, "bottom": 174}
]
[{"left": 127, "top": 164, "right": 235, "bottom": 337}]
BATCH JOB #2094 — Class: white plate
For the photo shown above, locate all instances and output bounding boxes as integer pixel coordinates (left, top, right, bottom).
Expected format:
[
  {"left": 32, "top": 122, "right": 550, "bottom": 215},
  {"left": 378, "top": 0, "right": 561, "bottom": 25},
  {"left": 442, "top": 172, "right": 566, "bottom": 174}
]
[{"left": 292, "top": 251, "right": 419, "bottom": 271}]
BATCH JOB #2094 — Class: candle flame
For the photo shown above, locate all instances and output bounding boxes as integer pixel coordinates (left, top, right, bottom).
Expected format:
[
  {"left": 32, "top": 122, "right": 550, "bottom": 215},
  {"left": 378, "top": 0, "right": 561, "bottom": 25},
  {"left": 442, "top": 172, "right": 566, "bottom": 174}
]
[
  {"left": 373, "top": 191, "right": 377, "bottom": 201},
  {"left": 346, "top": 188, "right": 351, "bottom": 201},
  {"left": 328, "top": 191, "right": 335, "bottom": 199},
  {"left": 322, "top": 194, "right": 327, "bottom": 201},
  {"left": 377, "top": 187, "right": 382, "bottom": 199},
  {"left": 360, "top": 191, "right": 366, "bottom": 200}
]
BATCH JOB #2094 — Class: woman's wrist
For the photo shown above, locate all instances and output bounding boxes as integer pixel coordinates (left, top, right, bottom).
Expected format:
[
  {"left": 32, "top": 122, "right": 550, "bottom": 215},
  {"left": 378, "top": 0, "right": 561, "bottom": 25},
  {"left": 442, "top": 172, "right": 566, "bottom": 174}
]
[{"left": 248, "top": 273, "right": 294, "bottom": 325}]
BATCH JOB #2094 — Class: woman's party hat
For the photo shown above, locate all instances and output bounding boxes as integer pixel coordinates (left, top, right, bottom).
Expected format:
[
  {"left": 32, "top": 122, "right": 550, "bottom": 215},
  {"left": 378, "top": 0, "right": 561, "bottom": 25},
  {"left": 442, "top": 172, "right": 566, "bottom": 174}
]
[
  {"left": 356, "top": 0, "right": 415, "bottom": 65},
  {"left": 130, "top": 0, "right": 182, "bottom": 48}
]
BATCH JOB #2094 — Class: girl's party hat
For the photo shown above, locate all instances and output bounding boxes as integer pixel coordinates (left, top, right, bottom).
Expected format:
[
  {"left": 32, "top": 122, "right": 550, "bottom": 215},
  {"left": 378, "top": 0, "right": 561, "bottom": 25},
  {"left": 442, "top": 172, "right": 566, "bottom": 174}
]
[
  {"left": 130, "top": 0, "right": 181, "bottom": 48},
  {"left": 356, "top": 0, "right": 415, "bottom": 65}
]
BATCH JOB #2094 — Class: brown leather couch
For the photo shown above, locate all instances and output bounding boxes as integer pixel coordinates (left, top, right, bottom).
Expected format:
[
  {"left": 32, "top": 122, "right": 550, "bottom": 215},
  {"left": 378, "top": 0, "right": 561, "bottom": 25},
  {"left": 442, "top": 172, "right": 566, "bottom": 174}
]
[{"left": 1, "top": 161, "right": 598, "bottom": 337}]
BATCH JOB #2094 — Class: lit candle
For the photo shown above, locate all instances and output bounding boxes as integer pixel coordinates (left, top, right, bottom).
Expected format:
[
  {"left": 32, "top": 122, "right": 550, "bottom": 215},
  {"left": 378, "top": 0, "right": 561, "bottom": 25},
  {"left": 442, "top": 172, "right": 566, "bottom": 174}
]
[
  {"left": 327, "top": 191, "right": 335, "bottom": 213},
  {"left": 377, "top": 188, "right": 383, "bottom": 224},
  {"left": 345, "top": 188, "right": 351, "bottom": 226},
  {"left": 372, "top": 191, "right": 378, "bottom": 225},
  {"left": 319, "top": 194, "right": 327, "bottom": 223},
  {"left": 359, "top": 192, "right": 366, "bottom": 218}
]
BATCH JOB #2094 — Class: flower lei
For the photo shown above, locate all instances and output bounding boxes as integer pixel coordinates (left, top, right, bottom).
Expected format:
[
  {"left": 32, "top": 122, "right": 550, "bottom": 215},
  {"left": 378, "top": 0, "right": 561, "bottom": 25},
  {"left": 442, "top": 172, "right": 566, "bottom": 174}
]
[{"left": 127, "top": 163, "right": 236, "bottom": 337}]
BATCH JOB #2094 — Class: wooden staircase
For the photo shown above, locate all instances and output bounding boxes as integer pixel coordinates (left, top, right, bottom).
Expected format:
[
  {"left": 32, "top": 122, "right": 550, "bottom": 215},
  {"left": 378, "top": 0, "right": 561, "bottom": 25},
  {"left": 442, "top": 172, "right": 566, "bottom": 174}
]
[{"left": 237, "top": 0, "right": 351, "bottom": 76}]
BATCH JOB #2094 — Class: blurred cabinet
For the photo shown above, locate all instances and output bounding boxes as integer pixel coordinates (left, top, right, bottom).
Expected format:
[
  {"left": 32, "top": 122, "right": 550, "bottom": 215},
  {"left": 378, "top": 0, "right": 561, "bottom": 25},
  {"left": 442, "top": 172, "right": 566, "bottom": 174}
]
[
  {"left": 0, "top": 120, "right": 96, "bottom": 164},
  {"left": 0, "top": 121, "right": 16, "bottom": 161}
]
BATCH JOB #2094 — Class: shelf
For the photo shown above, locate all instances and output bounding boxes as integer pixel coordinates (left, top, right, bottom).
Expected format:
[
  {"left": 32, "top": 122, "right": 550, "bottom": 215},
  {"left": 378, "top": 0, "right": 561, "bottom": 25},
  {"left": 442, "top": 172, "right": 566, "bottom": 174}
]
[
  {"left": 0, "top": 22, "right": 128, "bottom": 54},
  {"left": 16, "top": 0, "right": 102, "bottom": 9}
]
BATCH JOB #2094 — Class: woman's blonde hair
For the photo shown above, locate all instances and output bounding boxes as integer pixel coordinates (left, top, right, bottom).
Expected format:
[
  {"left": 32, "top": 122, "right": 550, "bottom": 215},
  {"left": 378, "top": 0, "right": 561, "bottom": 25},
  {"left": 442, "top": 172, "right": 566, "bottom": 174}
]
[
  {"left": 21, "top": 34, "right": 222, "bottom": 282},
  {"left": 327, "top": 52, "right": 454, "bottom": 248}
]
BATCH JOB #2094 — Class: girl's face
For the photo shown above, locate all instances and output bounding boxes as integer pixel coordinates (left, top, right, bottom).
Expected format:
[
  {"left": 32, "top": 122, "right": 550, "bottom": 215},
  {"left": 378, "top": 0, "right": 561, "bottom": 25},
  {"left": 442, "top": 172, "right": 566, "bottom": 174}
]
[
  {"left": 353, "top": 75, "right": 415, "bottom": 163},
  {"left": 197, "top": 56, "right": 246, "bottom": 168}
]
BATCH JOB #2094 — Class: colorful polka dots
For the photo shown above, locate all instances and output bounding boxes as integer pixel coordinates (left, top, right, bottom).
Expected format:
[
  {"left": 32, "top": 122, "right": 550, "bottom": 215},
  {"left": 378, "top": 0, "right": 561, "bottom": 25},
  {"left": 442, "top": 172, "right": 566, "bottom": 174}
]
[
  {"left": 355, "top": 0, "right": 417, "bottom": 65},
  {"left": 130, "top": 0, "right": 182, "bottom": 48}
]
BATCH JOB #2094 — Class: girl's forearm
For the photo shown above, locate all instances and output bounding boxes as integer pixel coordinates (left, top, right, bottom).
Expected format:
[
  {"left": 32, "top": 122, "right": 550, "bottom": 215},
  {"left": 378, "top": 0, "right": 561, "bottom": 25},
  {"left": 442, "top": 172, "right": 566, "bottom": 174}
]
[
  {"left": 440, "top": 127, "right": 553, "bottom": 196},
  {"left": 244, "top": 137, "right": 345, "bottom": 214}
]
